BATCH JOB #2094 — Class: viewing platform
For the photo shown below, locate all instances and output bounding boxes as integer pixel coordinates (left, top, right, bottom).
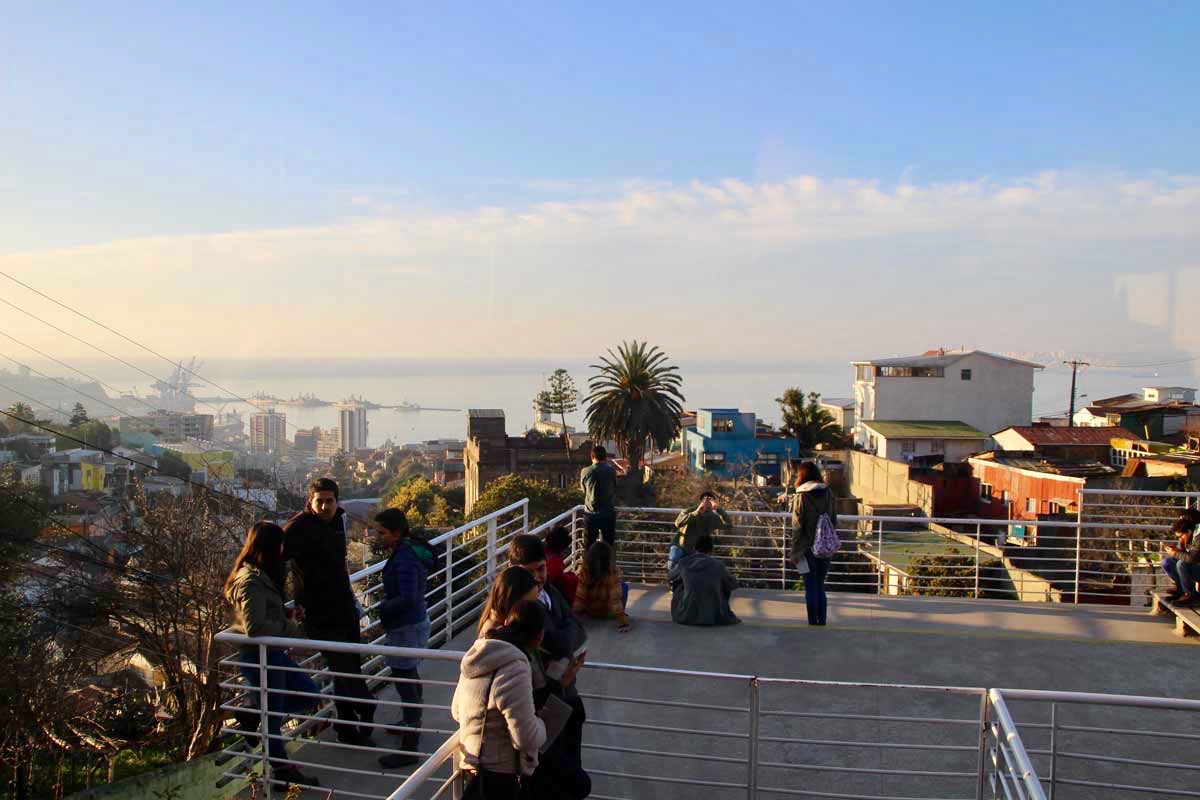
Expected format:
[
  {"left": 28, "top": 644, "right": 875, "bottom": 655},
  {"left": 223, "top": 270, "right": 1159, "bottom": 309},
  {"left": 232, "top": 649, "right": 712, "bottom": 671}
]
[{"left": 217, "top": 496, "right": 1200, "bottom": 800}]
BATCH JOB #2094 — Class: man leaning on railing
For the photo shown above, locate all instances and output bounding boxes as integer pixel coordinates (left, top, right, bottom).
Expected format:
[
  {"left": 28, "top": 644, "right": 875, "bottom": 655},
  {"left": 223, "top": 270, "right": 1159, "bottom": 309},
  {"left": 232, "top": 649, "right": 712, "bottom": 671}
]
[{"left": 283, "top": 478, "right": 377, "bottom": 748}]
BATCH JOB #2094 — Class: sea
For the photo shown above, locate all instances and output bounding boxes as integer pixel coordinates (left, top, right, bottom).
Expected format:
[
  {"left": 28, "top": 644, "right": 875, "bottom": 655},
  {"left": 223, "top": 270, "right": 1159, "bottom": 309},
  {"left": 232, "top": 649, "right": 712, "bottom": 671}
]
[{"left": 10, "top": 355, "right": 1198, "bottom": 449}]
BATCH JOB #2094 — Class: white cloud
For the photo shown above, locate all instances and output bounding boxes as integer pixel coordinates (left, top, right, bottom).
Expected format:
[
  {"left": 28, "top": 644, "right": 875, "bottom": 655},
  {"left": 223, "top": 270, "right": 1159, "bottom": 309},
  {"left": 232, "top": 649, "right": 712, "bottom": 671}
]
[{"left": 2, "top": 170, "right": 1198, "bottom": 360}]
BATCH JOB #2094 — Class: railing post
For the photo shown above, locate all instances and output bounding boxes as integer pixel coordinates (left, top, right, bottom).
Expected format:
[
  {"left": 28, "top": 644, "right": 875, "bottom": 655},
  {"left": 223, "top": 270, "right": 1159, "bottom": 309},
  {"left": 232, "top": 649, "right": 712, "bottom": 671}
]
[
  {"left": 522, "top": 500, "right": 529, "bottom": 537},
  {"left": 1048, "top": 702, "right": 1058, "bottom": 800},
  {"left": 445, "top": 532, "right": 455, "bottom": 641},
  {"left": 781, "top": 518, "right": 788, "bottom": 591},
  {"left": 747, "top": 678, "right": 760, "bottom": 800},
  {"left": 876, "top": 519, "right": 884, "bottom": 595},
  {"left": 974, "top": 523, "right": 981, "bottom": 599},
  {"left": 1074, "top": 490, "right": 1084, "bottom": 604},
  {"left": 487, "top": 517, "right": 498, "bottom": 585},
  {"left": 258, "top": 642, "right": 272, "bottom": 800},
  {"left": 976, "top": 691, "right": 991, "bottom": 800}
]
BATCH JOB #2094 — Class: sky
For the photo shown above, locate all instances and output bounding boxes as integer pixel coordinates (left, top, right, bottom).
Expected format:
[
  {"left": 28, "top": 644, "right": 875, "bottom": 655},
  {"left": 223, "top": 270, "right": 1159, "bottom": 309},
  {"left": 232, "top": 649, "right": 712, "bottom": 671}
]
[{"left": 2, "top": 2, "right": 1199, "bottom": 363}]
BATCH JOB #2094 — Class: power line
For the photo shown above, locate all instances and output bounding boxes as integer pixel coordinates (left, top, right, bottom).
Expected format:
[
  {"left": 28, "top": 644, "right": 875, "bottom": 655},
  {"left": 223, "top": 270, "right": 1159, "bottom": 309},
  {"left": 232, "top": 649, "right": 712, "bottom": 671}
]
[
  {"left": 0, "top": 271, "right": 303, "bottom": 431},
  {"left": 1089, "top": 354, "right": 1200, "bottom": 370}
]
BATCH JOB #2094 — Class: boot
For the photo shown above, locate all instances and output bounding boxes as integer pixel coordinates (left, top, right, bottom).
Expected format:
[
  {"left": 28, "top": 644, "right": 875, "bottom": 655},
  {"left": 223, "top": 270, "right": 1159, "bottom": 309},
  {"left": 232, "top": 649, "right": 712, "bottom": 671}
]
[{"left": 378, "top": 731, "right": 421, "bottom": 769}]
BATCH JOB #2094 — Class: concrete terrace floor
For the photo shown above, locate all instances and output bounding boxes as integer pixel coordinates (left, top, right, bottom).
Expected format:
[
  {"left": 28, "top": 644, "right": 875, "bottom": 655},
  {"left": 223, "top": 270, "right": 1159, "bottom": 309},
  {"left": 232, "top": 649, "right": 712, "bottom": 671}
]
[{"left": 250, "top": 585, "right": 1195, "bottom": 800}]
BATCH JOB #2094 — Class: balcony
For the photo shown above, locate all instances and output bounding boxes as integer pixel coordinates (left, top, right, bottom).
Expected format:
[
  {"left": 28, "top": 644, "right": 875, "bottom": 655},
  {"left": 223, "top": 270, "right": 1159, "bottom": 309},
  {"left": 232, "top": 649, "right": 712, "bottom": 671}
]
[{"left": 215, "top": 492, "right": 1200, "bottom": 800}]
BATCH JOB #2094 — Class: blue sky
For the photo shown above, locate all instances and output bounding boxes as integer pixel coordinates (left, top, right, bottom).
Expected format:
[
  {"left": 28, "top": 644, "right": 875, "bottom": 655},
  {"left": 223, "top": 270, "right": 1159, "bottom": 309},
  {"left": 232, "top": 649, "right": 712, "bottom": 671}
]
[{"left": 1, "top": 2, "right": 1198, "bottom": 362}]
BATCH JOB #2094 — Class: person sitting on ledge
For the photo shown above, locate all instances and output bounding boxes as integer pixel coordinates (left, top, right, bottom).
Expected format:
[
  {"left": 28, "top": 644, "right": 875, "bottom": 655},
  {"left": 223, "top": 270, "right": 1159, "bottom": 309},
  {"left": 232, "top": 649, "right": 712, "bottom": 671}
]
[
  {"left": 573, "top": 541, "right": 631, "bottom": 632},
  {"left": 668, "top": 534, "right": 740, "bottom": 626},
  {"left": 1162, "top": 511, "right": 1200, "bottom": 602},
  {"left": 1167, "top": 517, "right": 1200, "bottom": 605}
]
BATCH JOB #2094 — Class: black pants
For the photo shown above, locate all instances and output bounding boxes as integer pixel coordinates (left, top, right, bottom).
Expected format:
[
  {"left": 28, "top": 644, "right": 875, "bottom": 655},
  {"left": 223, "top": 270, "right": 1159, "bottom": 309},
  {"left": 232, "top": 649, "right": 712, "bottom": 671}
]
[
  {"left": 462, "top": 770, "right": 520, "bottom": 799},
  {"left": 584, "top": 512, "right": 616, "bottom": 547},
  {"left": 530, "top": 740, "right": 591, "bottom": 800},
  {"left": 308, "top": 622, "right": 375, "bottom": 736}
]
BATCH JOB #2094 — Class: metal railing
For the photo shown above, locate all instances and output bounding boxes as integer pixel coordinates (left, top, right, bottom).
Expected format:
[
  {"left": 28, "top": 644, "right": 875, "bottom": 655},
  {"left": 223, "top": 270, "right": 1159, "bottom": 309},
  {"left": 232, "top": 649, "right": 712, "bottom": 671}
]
[
  {"left": 603, "top": 488, "right": 1198, "bottom": 607},
  {"left": 214, "top": 499, "right": 530, "bottom": 798},
  {"left": 214, "top": 489, "right": 1200, "bottom": 800}
]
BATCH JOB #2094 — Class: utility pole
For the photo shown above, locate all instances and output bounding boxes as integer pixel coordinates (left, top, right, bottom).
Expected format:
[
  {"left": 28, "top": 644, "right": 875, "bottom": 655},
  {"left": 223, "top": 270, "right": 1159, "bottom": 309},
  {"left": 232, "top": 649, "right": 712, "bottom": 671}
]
[{"left": 1064, "top": 359, "right": 1090, "bottom": 427}]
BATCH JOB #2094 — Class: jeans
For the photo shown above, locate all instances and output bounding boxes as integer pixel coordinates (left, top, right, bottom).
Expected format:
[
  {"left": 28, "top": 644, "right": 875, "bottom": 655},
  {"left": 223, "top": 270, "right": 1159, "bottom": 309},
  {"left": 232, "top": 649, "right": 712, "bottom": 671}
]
[
  {"left": 238, "top": 648, "right": 320, "bottom": 765},
  {"left": 1177, "top": 561, "right": 1200, "bottom": 595},
  {"left": 667, "top": 544, "right": 685, "bottom": 572},
  {"left": 585, "top": 512, "right": 616, "bottom": 547},
  {"left": 386, "top": 619, "right": 430, "bottom": 731},
  {"left": 1163, "top": 556, "right": 1183, "bottom": 592},
  {"left": 620, "top": 580, "right": 629, "bottom": 612},
  {"left": 804, "top": 554, "right": 830, "bottom": 625}
]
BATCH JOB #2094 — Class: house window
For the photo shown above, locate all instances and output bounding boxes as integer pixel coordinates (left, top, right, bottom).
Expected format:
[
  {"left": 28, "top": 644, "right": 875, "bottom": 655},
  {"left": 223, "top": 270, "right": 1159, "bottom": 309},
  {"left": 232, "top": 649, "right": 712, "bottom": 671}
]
[
  {"left": 702, "top": 452, "right": 726, "bottom": 469},
  {"left": 1026, "top": 497, "right": 1037, "bottom": 514},
  {"left": 756, "top": 453, "right": 779, "bottom": 464},
  {"left": 877, "top": 366, "right": 945, "bottom": 378},
  {"left": 1049, "top": 501, "right": 1066, "bottom": 515},
  {"left": 981, "top": 482, "right": 993, "bottom": 500},
  {"left": 856, "top": 365, "right": 874, "bottom": 381},
  {"left": 900, "top": 440, "right": 915, "bottom": 455},
  {"left": 712, "top": 418, "right": 734, "bottom": 433},
  {"left": 961, "top": 369, "right": 972, "bottom": 381},
  {"left": 1001, "top": 490, "right": 1011, "bottom": 504},
  {"left": 929, "top": 439, "right": 944, "bottom": 454}
]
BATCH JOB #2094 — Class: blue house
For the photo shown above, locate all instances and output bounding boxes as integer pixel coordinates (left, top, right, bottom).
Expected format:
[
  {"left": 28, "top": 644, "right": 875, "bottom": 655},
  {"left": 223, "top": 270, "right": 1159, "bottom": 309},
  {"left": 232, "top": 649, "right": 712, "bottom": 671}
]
[{"left": 681, "top": 408, "right": 800, "bottom": 482}]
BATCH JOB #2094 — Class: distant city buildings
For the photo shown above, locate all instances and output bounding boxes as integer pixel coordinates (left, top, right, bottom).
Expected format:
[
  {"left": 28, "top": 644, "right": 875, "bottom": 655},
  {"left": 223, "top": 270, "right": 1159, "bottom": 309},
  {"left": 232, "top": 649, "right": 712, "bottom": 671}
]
[
  {"left": 249, "top": 410, "right": 287, "bottom": 455},
  {"left": 292, "top": 426, "right": 320, "bottom": 454},
  {"left": 119, "top": 410, "right": 214, "bottom": 441},
  {"left": 317, "top": 429, "right": 342, "bottom": 460},
  {"left": 339, "top": 406, "right": 368, "bottom": 453}
]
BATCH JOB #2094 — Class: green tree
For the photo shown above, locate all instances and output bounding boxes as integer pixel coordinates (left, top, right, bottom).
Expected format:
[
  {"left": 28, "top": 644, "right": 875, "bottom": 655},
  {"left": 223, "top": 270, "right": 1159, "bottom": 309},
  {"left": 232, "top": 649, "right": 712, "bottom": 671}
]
[
  {"left": 155, "top": 451, "right": 192, "bottom": 481},
  {"left": 69, "top": 403, "right": 89, "bottom": 427},
  {"left": 383, "top": 476, "right": 463, "bottom": 530},
  {"left": 908, "top": 555, "right": 1015, "bottom": 599},
  {"left": 584, "top": 341, "right": 684, "bottom": 495},
  {"left": 5, "top": 402, "right": 37, "bottom": 434},
  {"left": 470, "top": 474, "right": 582, "bottom": 527},
  {"left": 56, "top": 419, "right": 115, "bottom": 452},
  {"left": 776, "top": 388, "right": 842, "bottom": 450},
  {"left": 535, "top": 369, "right": 579, "bottom": 454}
]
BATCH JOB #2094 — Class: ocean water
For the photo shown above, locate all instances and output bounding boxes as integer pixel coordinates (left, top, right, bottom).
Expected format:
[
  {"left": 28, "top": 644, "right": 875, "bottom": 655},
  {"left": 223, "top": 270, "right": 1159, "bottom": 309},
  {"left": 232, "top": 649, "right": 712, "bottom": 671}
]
[{"left": 27, "top": 356, "right": 1197, "bottom": 449}]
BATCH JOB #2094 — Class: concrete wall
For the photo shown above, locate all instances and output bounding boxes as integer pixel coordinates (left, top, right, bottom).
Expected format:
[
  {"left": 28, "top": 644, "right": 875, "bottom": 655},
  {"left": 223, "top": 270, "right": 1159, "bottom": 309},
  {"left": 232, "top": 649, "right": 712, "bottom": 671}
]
[{"left": 844, "top": 450, "right": 934, "bottom": 513}]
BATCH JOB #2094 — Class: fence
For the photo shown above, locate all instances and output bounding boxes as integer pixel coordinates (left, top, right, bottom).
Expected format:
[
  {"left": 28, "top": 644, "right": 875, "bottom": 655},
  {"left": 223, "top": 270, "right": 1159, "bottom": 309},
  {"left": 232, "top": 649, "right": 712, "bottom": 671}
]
[{"left": 605, "top": 488, "right": 1199, "bottom": 605}]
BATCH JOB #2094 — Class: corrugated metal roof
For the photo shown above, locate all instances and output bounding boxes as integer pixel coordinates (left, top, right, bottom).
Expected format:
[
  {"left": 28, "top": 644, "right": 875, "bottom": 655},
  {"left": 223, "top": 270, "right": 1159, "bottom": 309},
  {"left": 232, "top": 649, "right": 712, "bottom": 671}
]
[
  {"left": 998, "top": 425, "right": 1140, "bottom": 446},
  {"left": 467, "top": 409, "right": 505, "bottom": 418},
  {"left": 861, "top": 420, "right": 988, "bottom": 439}
]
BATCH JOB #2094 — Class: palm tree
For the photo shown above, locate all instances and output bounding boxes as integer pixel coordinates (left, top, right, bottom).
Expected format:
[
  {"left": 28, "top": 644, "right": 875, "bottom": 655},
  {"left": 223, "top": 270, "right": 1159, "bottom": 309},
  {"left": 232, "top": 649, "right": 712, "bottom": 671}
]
[
  {"left": 5, "top": 402, "right": 36, "bottom": 433},
  {"left": 585, "top": 341, "right": 685, "bottom": 493}
]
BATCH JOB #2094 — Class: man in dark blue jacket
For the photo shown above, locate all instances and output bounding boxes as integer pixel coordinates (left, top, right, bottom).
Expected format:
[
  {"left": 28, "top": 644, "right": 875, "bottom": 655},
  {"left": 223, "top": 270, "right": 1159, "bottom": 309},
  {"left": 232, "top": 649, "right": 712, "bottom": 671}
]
[{"left": 371, "top": 508, "right": 434, "bottom": 769}]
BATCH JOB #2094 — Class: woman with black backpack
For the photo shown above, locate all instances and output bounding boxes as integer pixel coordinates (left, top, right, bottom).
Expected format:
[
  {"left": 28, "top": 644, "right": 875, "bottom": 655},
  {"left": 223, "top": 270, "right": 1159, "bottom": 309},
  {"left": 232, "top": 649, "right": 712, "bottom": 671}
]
[{"left": 783, "top": 461, "right": 839, "bottom": 626}]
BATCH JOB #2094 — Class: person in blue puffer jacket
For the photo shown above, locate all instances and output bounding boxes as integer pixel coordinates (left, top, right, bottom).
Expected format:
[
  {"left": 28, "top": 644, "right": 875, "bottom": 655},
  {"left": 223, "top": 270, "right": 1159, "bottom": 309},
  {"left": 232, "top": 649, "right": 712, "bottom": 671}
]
[{"left": 372, "top": 508, "right": 435, "bottom": 769}]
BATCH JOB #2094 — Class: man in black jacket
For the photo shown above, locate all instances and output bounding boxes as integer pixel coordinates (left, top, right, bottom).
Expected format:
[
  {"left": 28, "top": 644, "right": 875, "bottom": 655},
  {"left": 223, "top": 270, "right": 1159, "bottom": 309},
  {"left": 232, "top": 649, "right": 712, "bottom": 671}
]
[
  {"left": 284, "top": 478, "right": 376, "bottom": 747},
  {"left": 509, "top": 534, "right": 587, "bottom": 762}
]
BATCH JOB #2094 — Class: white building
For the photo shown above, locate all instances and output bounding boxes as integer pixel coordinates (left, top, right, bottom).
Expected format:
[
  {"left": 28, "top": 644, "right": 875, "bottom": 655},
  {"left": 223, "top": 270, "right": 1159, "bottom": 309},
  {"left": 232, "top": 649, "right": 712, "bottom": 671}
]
[
  {"left": 819, "top": 397, "right": 856, "bottom": 433},
  {"left": 338, "top": 407, "right": 368, "bottom": 453},
  {"left": 852, "top": 349, "right": 1042, "bottom": 448},
  {"left": 1143, "top": 386, "right": 1197, "bottom": 404},
  {"left": 859, "top": 420, "right": 990, "bottom": 463}
]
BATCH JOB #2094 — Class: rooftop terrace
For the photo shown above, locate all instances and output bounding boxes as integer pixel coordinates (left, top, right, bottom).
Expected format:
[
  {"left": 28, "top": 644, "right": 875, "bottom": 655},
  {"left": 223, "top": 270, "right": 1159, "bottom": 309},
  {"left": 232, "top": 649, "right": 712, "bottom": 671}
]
[{"left": 216, "top": 493, "right": 1200, "bottom": 800}]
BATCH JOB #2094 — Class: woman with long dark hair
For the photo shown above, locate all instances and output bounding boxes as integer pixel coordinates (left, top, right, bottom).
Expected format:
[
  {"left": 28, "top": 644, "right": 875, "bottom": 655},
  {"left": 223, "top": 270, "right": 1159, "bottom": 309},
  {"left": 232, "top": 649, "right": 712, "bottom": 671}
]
[
  {"left": 785, "top": 462, "right": 838, "bottom": 626},
  {"left": 453, "top": 599, "right": 549, "bottom": 798},
  {"left": 225, "top": 521, "right": 321, "bottom": 788},
  {"left": 573, "top": 541, "right": 630, "bottom": 632},
  {"left": 478, "top": 565, "right": 541, "bottom": 636}
]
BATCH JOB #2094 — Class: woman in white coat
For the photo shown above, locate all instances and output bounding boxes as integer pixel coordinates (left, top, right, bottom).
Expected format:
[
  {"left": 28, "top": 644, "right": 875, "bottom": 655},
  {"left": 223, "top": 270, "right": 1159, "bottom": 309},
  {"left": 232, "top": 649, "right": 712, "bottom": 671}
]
[{"left": 452, "top": 599, "right": 548, "bottom": 798}]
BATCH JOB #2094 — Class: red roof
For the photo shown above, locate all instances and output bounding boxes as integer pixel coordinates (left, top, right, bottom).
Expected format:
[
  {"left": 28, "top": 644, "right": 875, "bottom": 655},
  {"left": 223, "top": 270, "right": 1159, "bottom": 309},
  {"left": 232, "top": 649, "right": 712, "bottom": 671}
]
[{"left": 1000, "top": 426, "right": 1139, "bottom": 446}]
